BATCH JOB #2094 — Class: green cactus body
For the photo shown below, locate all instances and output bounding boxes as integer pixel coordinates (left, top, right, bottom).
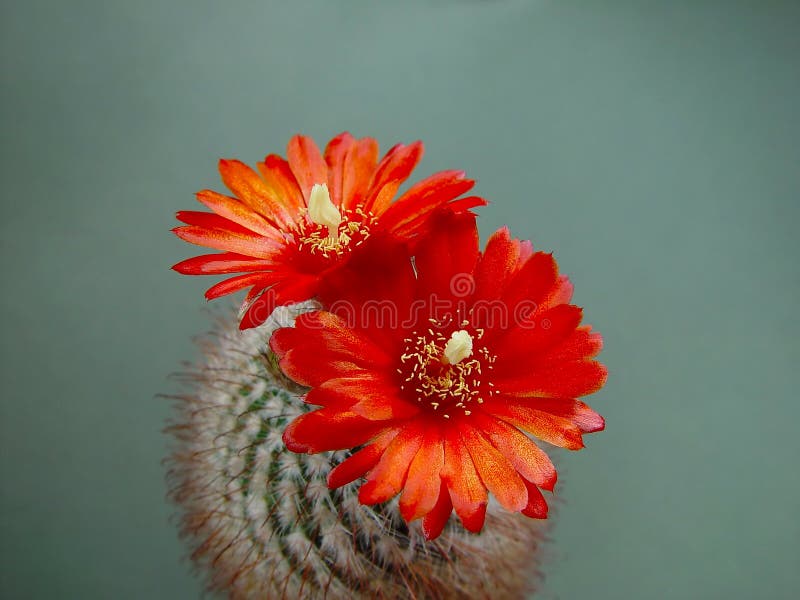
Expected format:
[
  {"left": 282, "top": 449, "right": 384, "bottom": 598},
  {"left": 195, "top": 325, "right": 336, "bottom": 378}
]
[{"left": 166, "top": 305, "right": 545, "bottom": 599}]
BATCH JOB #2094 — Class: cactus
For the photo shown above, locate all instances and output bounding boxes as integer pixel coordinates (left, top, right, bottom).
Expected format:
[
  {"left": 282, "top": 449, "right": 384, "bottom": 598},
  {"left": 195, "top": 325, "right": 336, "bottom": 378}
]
[{"left": 166, "top": 304, "right": 546, "bottom": 599}]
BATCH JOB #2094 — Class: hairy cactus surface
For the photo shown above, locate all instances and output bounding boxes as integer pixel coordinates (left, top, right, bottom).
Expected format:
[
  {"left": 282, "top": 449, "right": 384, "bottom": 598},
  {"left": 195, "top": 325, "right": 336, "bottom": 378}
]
[{"left": 166, "top": 305, "right": 546, "bottom": 599}]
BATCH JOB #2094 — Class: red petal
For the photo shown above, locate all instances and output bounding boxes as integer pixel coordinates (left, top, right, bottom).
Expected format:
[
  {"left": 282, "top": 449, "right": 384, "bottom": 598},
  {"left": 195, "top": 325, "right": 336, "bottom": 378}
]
[
  {"left": 238, "top": 277, "right": 318, "bottom": 330},
  {"left": 413, "top": 208, "right": 480, "bottom": 303},
  {"left": 495, "top": 359, "right": 608, "bottom": 399},
  {"left": 493, "top": 305, "right": 584, "bottom": 372},
  {"left": 327, "top": 429, "right": 400, "bottom": 489},
  {"left": 172, "top": 225, "right": 280, "bottom": 259},
  {"left": 539, "top": 275, "right": 574, "bottom": 310},
  {"left": 470, "top": 411, "right": 557, "bottom": 491},
  {"left": 204, "top": 272, "right": 286, "bottom": 300},
  {"left": 175, "top": 210, "right": 252, "bottom": 234},
  {"left": 521, "top": 479, "right": 548, "bottom": 519},
  {"left": 473, "top": 227, "right": 521, "bottom": 304},
  {"left": 271, "top": 311, "right": 392, "bottom": 366},
  {"left": 365, "top": 141, "right": 424, "bottom": 214},
  {"left": 358, "top": 423, "right": 425, "bottom": 505},
  {"left": 282, "top": 409, "right": 387, "bottom": 453},
  {"left": 379, "top": 171, "right": 475, "bottom": 234},
  {"left": 498, "top": 252, "right": 560, "bottom": 327},
  {"left": 487, "top": 398, "right": 588, "bottom": 450},
  {"left": 540, "top": 326, "right": 604, "bottom": 362},
  {"left": 287, "top": 135, "right": 329, "bottom": 205},
  {"left": 399, "top": 429, "right": 445, "bottom": 522},
  {"left": 421, "top": 480, "right": 453, "bottom": 540},
  {"left": 441, "top": 426, "right": 487, "bottom": 532},
  {"left": 218, "top": 159, "right": 295, "bottom": 229},
  {"left": 305, "top": 375, "right": 419, "bottom": 421},
  {"left": 460, "top": 423, "right": 528, "bottom": 513},
  {"left": 171, "top": 252, "right": 274, "bottom": 275}
]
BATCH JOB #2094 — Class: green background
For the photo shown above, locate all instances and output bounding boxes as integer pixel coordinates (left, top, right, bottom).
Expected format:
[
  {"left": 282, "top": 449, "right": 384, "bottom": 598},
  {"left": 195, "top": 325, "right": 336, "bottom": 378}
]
[{"left": 2, "top": 1, "right": 798, "bottom": 598}]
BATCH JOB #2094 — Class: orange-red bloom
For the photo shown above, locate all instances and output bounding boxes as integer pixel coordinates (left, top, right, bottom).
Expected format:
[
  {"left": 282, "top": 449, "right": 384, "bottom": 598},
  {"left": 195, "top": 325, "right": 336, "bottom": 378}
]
[
  {"left": 270, "top": 210, "right": 607, "bottom": 539},
  {"left": 172, "top": 133, "right": 485, "bottom": 329}
]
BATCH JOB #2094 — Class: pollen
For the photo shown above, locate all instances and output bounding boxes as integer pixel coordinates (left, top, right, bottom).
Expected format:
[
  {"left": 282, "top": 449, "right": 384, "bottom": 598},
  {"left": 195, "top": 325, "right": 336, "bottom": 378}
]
[{"left": 399, "top": 319, "right": 497, "bottom": 417}]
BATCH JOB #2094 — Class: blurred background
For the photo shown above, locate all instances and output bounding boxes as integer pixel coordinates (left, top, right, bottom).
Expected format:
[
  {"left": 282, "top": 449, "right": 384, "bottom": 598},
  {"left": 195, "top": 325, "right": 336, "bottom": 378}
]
[{"left": 2, "top": 0, "right": 798, "bottom": 598}]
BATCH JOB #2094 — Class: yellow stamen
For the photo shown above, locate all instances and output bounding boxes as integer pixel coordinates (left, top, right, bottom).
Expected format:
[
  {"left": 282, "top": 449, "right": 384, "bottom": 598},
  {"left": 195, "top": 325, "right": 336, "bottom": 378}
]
[{"left": 308, "top": 183, "right": 341, "bottom": 241}]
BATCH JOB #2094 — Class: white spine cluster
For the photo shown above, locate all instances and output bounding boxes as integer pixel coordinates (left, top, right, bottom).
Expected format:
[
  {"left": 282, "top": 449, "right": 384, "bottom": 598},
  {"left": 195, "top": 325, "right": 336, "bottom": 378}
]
[{"left": 166, "top": 305, "right": 545, "bottom": 599}]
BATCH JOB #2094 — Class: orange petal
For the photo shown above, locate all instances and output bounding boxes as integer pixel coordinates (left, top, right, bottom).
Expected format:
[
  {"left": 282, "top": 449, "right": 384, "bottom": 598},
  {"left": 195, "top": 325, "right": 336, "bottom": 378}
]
[
  {"left": 379, "top": 170, "right": 475, "bottom": 233},
  {"left": 257, "top": 154, "right": 305, "bottom": 214},
  {"left": 287, "top": 135, "right": 329, "bottom": 205},
  {"left": 358, "top": 423, "right": 425, "bottom": 505},
  {"left": 341, "top": 136, "right": 379, "bottom": 210},
  {"left": 460, "top": 423, "right": 528, "bottom": 513},
  {"left": 486, "top": 398, "right": 587, "bottom": 450},
  {"left": 441, "top": 425, "right": 487, "bottom": 532},
  {"left": 365, "top": 141, "right": 423, "bottom": 214},
  {"left": 323, "top": 132, "right": 355, "bottom": 207},
  {"left": 218, "top": 159, "right": 295, "bottom": 228},
  {"left": 470, "top": 410, "right": 557, "bottom": 491},
  {"left": 399, "top": 429, "right": 445, "bottom": 522},
  {"left": 172, "top": 225, "right": 280, "bottom": 259},
  {"left": 195, "top": 190, "right": 282, "bottom": 240}
]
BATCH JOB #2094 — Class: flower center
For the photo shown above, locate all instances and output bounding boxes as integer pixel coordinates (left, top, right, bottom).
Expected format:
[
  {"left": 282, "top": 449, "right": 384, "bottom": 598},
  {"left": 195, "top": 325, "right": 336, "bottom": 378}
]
[
  {"left": 296, "top": 183, "right": 376, "bottom": 257},
  {"left": 399, "top": 319, "right": 498, "bottom": 418}
]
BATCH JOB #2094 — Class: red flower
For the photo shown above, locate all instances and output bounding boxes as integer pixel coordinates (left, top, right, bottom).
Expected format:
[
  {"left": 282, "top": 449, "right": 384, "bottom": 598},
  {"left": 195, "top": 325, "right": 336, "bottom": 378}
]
[
  {"left": 172, "top": 133, "right": 485, "bottom": 329},
  {"left": 270, "top": 210, "right": 607, "bottom": 539}
]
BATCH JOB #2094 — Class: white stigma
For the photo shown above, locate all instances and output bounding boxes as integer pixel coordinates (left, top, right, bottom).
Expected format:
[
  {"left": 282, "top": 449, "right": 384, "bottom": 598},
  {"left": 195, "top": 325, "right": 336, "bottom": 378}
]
[
  {"left": 443, "top": 330, "right": 474, "bottom": 365},
  {"left": 308, "top": 183, "right": 341, "bottom": 241}
]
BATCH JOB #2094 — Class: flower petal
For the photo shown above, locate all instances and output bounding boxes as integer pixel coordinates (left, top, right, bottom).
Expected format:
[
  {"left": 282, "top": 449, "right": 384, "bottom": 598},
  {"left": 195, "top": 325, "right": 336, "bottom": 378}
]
[
  {"left": 305, "top": 375, "right": 420, "bottom": 421},
  {"left": 204, "top": 272, "right": 286, "bottom": 300},
  {"left": 470, "top": 411, "right": 557, "bottom": 491},
  {"left": 539, "top": 326, "right": 604, "bottom": 362},
  {"left": 238, "top": 276, "right": 318, "bottom": 330},
  {"left": 171, "top": 252, "right": 274, "bottom": 275},
  {"left": 486, "top": 398, "right": 588, "bottom": 450},
  {"left": 493, "top": 304, "right": 584, "bottom": 371},
  {"left": 495, "top": 359, "right": 608, "bottom": 399},
  {"left": 256, "top": 154, "right": 305, "bottom": 214},
  {"left": 287, "top": 134, "right": 329, "bottom": 205},
  {"left": 460, "top": 423, "right": 528, "bottom": 513},
  {"left": 379, "top": 170, "right": 475, "bottom": 234},
  {"left": 327, "top": 429, "right": 400, "bottom": 489},
  {"left": 195, "top": 190, "right": 282, "bottom": 240},
  {"left": 521, "top": 479, "right": 548, "bottom": 519},
  {"left": 341, "top": 136, "right": 379, "bottom": 210},
  {"left": 322, "top": 132, "right": 355, "bottom": 207},
  {"left": 526, "top": 397, "right": 605, "bottom": 433},
  {"left": 413, "top": 208, "right": 480, "bottom": 303},
  {"left": 218, "top": 159, "right": 295, "bottom": 229},
  {"left": 365, "top": 141, "right": 424, "bottom": 214},
  {"left": 172, "top": 225, "right": 280, "bottom": 259},
  {"left": 358, "top": 422, "right": 425, "bottom": 505},
  {"left": 282, "top": 409, "right": 387, "bottom": 453},
  {"left": 421, "top": 480, "right": 453, "bottom": 540},
  {"left": 441, "top": 426, "right": 487, "bottom": 532},
  {"left": 399, "top": 429, "right": 445, "bottom": 522}
]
